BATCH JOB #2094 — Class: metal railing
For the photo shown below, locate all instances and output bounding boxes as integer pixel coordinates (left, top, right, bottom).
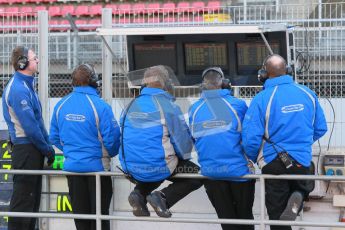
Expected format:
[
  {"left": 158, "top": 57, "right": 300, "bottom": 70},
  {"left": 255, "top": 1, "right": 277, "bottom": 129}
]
[{"left": 1, "top": 169, "right": 345, "bottom": 230}]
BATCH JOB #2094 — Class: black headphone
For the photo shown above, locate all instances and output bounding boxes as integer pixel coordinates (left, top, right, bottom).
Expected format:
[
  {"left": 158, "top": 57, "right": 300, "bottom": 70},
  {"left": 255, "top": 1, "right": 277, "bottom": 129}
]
[
  {"left": 257, "top": 54, "right": 293, "bottom": 83},
  {"left": 82, "top": 63, "right": 99, "bottom": 88},
  {"left": 201, "top": 67, "right": 231, "bottom": 90},
  {"left": 17, "top": 46, "right": 29, "bottom": 71}
]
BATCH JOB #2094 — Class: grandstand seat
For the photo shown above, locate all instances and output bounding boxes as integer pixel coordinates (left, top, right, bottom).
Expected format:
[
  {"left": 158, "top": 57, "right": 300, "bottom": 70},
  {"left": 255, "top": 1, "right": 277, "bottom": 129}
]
[
  {"left": 2, "top": 21, "right": 16, "bottom": 32},
  {"left": 161, "top": 2, "right": 176, "bottom": 14},
  {"left": 176, "top": 2, "right": 190, "bottom": 14},
  {"left": 0, "top": 0, "right": 8, "bottom": 4},
  {"left": 117, "top": 17, "right": 131, "bottom": 24},
  {"left": 48, "top": 6, "right": 61, "bottom": 17},
  {"left": 118, "top": 3, "right": 131, "bottom": 15},
  {"left": 191, "top": 1, "right": 205, "bottom": 14},
  {"left": 0, "top": 7, "right": 4, "bottom": 17},
  {"left": 207, "top": 1, "right": 221, "bottom": 13},
  {"left": 75, "top": 5, "right": 88, "bottom": 17},
  {"left": 21, "top": 6, "right": 34, "bottom": 16},
  {"left": 163, "top": 16, "right": 175, "bottom": 23},
  {"left": 88, "top": 18, "right": 101, "bottom": 29},
  {"left": 105, "top": 4, "right": 117, "bottom": 15},
  {"left": 146, "top": 3, "right": 160, "bottom": 15},
  {"left": 147, "top": 16, "right": 160, "bottom": 24},
  {"left": 49, "top": 19, "right": 69, "bottom": 31},
  {"left": 19, "top": 20, "right": 37, "bottom": 31},
  {"left": 89, "top": 5, "right": 102, "bottom": 17},
  {"left": 61, "top": 5, "right": 74, "bottom": 16},
  {"left": 133, "top": 17, "right": 145, "bottom": 24},
  {"left": 5, "top": 7, "right": 19, "bottom": 17},
  {"left": 132, "top": 3, "right": 145, "bottom": 15},
  {"left": 75, "top": 19, "right": 88, "bottom": 30},
  {"left": 34, "top": 6, "right": 47, "bottom": 13}
]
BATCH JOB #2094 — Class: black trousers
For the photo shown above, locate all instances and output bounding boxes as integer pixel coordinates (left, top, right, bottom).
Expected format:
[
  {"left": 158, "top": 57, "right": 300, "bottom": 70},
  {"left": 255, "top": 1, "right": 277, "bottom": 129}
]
[
  {"left": 67, "top": 175, "right": 113, "bottom": 230},
  {"left": 134, "top": 160, "right": 203, "bottom": 208},
  {"left": 9, "top": 144, "right": 44, "bottom": 230},
  {"left": 262, "top": 157, "right": 312, "bottom": 230},
  {"left": 205, "top": 180, "right": 255, "bottom": 230}
]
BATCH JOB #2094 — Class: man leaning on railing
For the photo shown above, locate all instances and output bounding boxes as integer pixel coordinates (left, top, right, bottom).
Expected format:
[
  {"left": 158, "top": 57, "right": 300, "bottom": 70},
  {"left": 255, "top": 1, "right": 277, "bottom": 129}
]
[{"left": 242, "top": 54, "right": 328, "bottom": 230}]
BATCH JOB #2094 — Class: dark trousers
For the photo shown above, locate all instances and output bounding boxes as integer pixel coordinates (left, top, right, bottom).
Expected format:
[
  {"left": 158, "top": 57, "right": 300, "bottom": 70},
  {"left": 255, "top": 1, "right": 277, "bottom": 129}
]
[
  {"left": 67, "top": 175, "right": 113, "bottom": 230},
  {"left": 262, "top": 157, "right": 312, "bottom": 230},
  {"left": 205, "top": 180, "right": 255, "bottom": 230},
  {"left": 134, "top": 160, "right": 203, "bottom": 208},
  {"left": 9, "top": 144, "right": 44, "bottom": 230}
]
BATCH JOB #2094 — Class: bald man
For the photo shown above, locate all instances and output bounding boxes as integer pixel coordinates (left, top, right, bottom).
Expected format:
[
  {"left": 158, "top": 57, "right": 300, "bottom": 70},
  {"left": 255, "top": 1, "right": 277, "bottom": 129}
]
[{"left": 242, "top": 55, "right": 327, "bottom": 230}]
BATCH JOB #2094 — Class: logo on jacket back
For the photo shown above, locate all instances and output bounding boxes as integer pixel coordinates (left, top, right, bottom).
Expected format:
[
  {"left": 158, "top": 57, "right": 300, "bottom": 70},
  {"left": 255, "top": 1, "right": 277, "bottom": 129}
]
[
  {"left": 281, "top": 104, "right": 304, "bottom": 113},
  {"left": 65, "top": 114, "right": 86, "bottom": 122}
]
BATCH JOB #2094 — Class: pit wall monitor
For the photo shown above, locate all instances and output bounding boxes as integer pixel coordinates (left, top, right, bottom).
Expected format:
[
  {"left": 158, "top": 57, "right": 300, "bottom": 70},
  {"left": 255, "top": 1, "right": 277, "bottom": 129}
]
[{"left": 127, "top": 32, "right": 289, "bottom": 86}]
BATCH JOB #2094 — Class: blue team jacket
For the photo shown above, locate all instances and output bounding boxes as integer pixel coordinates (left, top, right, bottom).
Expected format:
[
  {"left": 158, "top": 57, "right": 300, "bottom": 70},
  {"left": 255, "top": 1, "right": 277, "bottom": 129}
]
[
  {"left": 242, "top": 75, "right": 328, "bottom": 168},
  {"left": 119, "top": 87, "right": 193, "bottom": 182},
  {"left": 2, "top": 72, "right": 53, "bottom": 155},
  {"left": 49, "top": 86, "right": 120, "bottom": 172},
  {"left": 189, "top": 89, "right": 251, "bottom": 181}
]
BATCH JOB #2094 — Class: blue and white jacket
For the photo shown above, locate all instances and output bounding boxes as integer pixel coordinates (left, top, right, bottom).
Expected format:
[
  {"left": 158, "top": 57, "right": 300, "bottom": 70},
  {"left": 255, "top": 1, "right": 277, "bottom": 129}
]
[
  {"left": 242, "top": 75, "right": 327, "bottom": 168},
  {"left": 2, "top": 72, "right": 53, "bottom": 156},
  {"left": 119, "top": 87, "right": 193, "bottom": 182},
  {"left": 49, "top": 86, "right": 120, "bottom": 172},
  {"left": 189, "top": 89, "right": 252, "bottom": 181}
]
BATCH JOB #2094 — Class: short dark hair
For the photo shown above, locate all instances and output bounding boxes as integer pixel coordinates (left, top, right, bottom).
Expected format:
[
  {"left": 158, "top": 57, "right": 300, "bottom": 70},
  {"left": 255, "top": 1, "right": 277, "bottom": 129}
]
[
  {"left": 202, "top": 70, "right": 223, "bottom": 90},
  {"left": 71, "top": 64, "right": 93, "bottom": 86},
  {"left": 11, "top": 46, "right": 28, "bottom": 71}
]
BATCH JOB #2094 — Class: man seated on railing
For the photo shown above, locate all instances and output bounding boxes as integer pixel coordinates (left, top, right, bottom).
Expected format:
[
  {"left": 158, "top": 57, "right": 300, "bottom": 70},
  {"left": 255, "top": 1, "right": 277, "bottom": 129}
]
[
  {"left": 189, "top": 67, "right": 255, "bottom": 230},
  {"left": 119, "top": 65, "right": 203, "bottom": 218},
  {"left": 242, "top": 54, "right": 327, "bottom": 230},
  {"left": 49, "top": 64, "right": 121, "bottom": 230}
]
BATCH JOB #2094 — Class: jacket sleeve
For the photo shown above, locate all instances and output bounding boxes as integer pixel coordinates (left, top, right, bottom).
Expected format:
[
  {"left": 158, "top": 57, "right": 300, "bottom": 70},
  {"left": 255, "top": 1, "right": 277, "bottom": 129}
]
[
  {"left": 313, "top": 96, "right": 328, "bottom": 142},
  {"left": 11, "top": 91, "right": 52, "bottom": 155},
  {"left": 49, "top": 105, "right": 63, "bottom": 151},
  {"left": 166, "top": 103, "right": 193, "bottom": 160},
  {"left": 99, "top": 105, "right": 121, "bottom": 157},
  {"left": 242, "top": 96, "right": 265, "bottom": 162}
]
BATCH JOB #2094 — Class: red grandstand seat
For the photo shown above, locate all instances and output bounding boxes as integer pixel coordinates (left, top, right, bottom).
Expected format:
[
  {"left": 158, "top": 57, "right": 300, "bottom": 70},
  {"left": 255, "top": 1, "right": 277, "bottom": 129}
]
[
  {"left": 191, "top": 1, "right": 205, "bottom": 14},
  {"left": 61, "top": 5, "right": 74, "bottom": 16},
  {"left": 132, "top": 3, "right": 145, "bottom": 15},
  {"left": 176, "top": 2, "right": 190, "bottom": 13},
  {"left": 21, "top": 6, "right": 34, "bottom": 16},
  {"left": 2, "top": 21, "right": 16, "bottom": 32},
  {"left": 89, "top": 5, "right": 102, "bottom": 17},
  {"left": 117, "top": 17, "right": 131, "bottom": 24},
  {"left": 75, "top": 19, "right": 88, "bottom": 30},
  {"left": 147, "top": 16, "right": 160, "bottom": 23},
  {"left": 19, "top": 20, "right": 37, "bottom": 31},
  {"left": 146, "top": 3, "right": 160, "bottom": 15},
  {"left": 49, "top": 20, "right": 69, "bottom": 31},
  {"left": 5, "top": 7, "right": 19, "bottom": 17},
  {"left": 105, "top": 4, "right": 117, "bottom": 15},
  {"left": 88, "top": 18, "right": 101, "bottom": 30},
  {"left": 207, "top": 1, "right": 221, "bottom": 13},
  {"left": 34, "top": 6, "right": 47, "bottom": 12},
  {"left": 0, "top": 0, "right": 8, "bottom": 4},
  {"left": 133, "top": 17, "right": 145, "bottom": 24},
  {"left": 0, "top": 7, "right": 5, "bottom": 17},
  {"left": 75, "top": 5, "right": 88, "bottom": 17},
  {"left": 118, "top": 3, "right": 131, "bottom": 15},
  {"left": 48, "top": 6, "right": 61, "bottom": 17},
  {"left": 163, "top": 16, "right": 175, "bottom": 23},
  {"left": 161, "top": 2, "right": 176, "bottom": 14}
]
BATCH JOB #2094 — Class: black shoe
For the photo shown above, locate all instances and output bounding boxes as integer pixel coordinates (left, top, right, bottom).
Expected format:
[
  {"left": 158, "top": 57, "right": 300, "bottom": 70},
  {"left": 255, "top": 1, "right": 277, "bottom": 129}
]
[
  {"left": 128, "top": 190, "right": 150, "bottom": 217},
  {"left": 280, "top": 191, "right": 304, "bottom": 221},
  {"left": 147, "top": 191, "right": 172, "bottom": 218}
]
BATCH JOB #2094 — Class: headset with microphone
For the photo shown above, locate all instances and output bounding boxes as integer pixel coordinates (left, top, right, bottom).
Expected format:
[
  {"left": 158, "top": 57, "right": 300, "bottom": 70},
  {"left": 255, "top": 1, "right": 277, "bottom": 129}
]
[
  {"left": 81, "top": 63, "right": 99, "bottom": 88},
  {"left": 201, "top": 67, "right": 231, "bottom": 90},
  {"left": 257, "top": 54, "right": 293, "bottom": 83},
  {"left": 16, "top": 46, "right": 29, "bottom": 71}
]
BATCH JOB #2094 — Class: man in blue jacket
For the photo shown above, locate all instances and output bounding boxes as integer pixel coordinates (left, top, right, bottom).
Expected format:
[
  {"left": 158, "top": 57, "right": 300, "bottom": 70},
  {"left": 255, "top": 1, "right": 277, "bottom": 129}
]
[
  {"left": 189, "top": 67, "right": 255, "bottom": 230},
  {"left": 119, "top": 65, "right": 202, "bottom": 218},
  {"left": 242, "top": 55, "right": 327, "bottom": 230},
  {"left": 49, "top": 64, "right": 120, "bottom": 230},
  {"left": 2, "top": 46, "right": 55, "bottom": 230}
]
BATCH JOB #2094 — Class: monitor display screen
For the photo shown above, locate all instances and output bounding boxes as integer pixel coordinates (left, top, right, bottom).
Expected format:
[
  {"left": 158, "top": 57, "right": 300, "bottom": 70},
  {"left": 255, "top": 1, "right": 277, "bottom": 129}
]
[
  {"left": 236, "top": 41, "right": 280, "bottom": 75},
  {"left": 133, "top": 43, "right": 177, "bottom": 72},
  {"left": 184, "top": 42, "right": 228, "bottom": 73}
]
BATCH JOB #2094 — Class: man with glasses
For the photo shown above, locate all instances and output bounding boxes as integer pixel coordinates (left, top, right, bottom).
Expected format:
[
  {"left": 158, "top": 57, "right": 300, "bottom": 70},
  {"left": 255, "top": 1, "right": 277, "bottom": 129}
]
[{"left": 2, "top": 46, "right": 55, "bottom": 230}]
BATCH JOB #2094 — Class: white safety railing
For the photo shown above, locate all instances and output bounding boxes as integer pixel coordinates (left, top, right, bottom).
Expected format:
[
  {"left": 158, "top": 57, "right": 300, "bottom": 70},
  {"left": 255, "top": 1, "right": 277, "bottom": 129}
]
[{"left": 1, "top": 169, "right": 345, "bottom": 230}]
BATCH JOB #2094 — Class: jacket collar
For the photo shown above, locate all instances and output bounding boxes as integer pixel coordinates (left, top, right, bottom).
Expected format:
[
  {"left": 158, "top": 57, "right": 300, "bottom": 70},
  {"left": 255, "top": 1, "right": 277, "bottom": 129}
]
[
  {"left": 140, "top": 87, "right": 175, "bottom": 101},
  {"left": 264, "top": 75, "right": 294, "bottom": 89},
  {"left": 201, "top": 89, "right": 231, "bottom": 99},
  {"left": 14, "top": 71, "right": 35, "bottom": 88},
  {"left": 73, "top": 86, "right": 99, "bottom": 96}
]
